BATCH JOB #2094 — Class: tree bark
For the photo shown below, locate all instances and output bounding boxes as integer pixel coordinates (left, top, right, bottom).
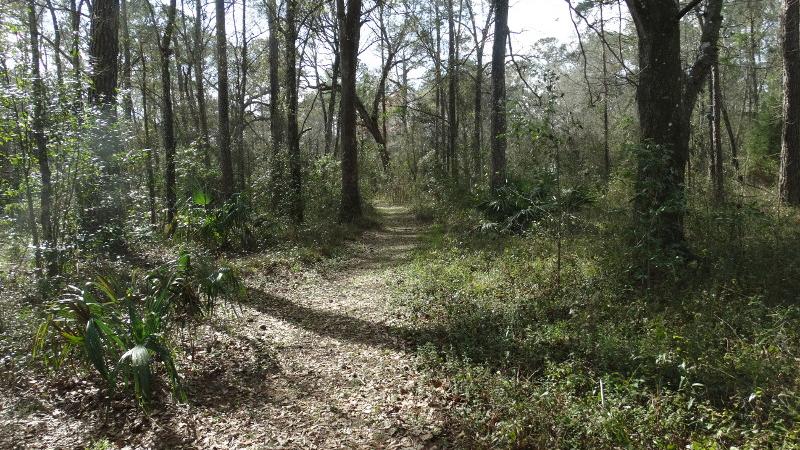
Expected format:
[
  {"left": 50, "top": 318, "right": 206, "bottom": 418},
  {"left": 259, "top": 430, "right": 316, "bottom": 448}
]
[
  {"left": 466, "top": 0, "right": 492, "bottom": 189},
  {"left": 490, "top": 0, "right": 508, "bottom": 191},
  {"left": 237, "top": 0, "right": 249, "bottom": 192},
  {"left": 780, "top": 0, "right": 800, "bottom": 205},
  {"left": 155, "top": 0, "right": 179, "bottom": 226},
  {"left": 140, "top": 43, "right": 157, "bottom": 225},
  {"left": 194, "top": 0, "right": 211, "bottom": 168},
  {"left": 27, "top": 0, "right": 57, "bottom": 275},
  {"left": 120, "top": 0, "right": 133, "bottom": 120},
  {"left": 600, "top": 4, "right": 611, "bottom": 181},
  {"left": 286, "top": 0, "right": 304, "bottom": 224},
  {"left": 625, "top": 0, "right": 723, "bottom": 254},
  {"left": 710, "top": 59, "right": 724, "bottom": 203},
  {"left": 268, "top": 0, "right": 285, "bottom": 209},
  {"left": 447, "top": 0, "right": 459, "bottom": 179},
  {"left": 216, "top": 0, "right": 235, "bottom": 201},
  {"left": 324, "top": 47, "right": 340, "bottom": 156},
  {"left": 88, "top": 0, "right": 119, "bottom": 106},
  {"left": 338, "top": 0, "right": 363, "bottom": 223}
]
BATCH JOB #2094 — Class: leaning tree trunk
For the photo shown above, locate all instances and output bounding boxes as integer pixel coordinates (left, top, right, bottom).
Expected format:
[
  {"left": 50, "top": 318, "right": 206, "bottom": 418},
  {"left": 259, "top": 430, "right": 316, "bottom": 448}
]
[
  {"left": 216, "top": 0, "right": 235, "bottom": 201},
  {"left": 27, "top": 0, "right": 57, "bottom": 275},
  {"left": 338, "top": 0, "right": 363, "bottom": 223},
  {"left": 490, "top": 0, "right": 509, "bottom": 192},
  {"left": 780, "top": 0, "right": 800, "bottom": 205},
  {"left": 286, "top": 0, "right": 304, "bottom": 224}
]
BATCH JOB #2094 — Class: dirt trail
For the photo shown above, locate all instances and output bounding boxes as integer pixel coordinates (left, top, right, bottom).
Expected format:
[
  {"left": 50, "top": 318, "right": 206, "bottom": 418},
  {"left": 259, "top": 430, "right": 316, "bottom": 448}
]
[
  {"left": 197, "top": 204, "right": 443, "bottom": 449},
  {"left": 1, "top": 205, "right": 446, "bottom": 449}
]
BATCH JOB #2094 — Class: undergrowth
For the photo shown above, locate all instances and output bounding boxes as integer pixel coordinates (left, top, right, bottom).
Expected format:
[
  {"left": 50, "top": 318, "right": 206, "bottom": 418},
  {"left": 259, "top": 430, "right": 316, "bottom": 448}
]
[{"left": 400, "top": 188, "right": 800, "bottom": 449}]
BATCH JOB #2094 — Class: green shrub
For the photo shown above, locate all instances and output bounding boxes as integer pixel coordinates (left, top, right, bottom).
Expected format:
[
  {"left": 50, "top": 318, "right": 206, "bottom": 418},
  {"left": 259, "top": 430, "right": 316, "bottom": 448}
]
[
  {"left": 400, "top": 194, "right": 800, "bottom": 448},
  {"left": 33, "top": 251, "right": 243, "bottom": 407}
]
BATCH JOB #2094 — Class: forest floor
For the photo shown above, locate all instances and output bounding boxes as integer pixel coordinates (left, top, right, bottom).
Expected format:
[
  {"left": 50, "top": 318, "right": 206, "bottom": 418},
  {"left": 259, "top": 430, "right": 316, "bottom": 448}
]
[{"left": 0, "top": 206, "right": 450, "bottom": 449}]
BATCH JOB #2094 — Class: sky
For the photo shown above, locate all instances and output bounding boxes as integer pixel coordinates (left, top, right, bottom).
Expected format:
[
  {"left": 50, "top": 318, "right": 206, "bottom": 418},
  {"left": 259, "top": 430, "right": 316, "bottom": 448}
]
[{"left": 509, "top": 0, "right": 576, "bottom": 47}]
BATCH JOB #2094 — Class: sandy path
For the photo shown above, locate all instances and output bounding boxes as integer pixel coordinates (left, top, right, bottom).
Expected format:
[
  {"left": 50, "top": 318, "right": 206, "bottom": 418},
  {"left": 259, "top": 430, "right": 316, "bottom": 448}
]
[{"left": 0, "top": 205, "right": 445, "bottom": 449}]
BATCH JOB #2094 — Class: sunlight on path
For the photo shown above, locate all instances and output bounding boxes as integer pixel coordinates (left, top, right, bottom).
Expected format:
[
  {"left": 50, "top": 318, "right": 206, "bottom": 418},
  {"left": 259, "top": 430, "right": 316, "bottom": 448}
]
[{"left": 186, "top": 205, "right": 444, "bottom": 449}]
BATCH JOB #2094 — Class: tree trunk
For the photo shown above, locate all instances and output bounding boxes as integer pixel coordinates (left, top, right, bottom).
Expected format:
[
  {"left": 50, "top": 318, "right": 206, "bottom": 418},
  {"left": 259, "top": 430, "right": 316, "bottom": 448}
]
[
  {"left": 324, "top": 48, "right": 340, "bottom": 156},
  {"left": 338, "top": 0, "right": 363, "bottom": 223},
  {"left": 194, "top": 0, "right": 211, "bottom": 168},
  {"left": 120, "top": 0, "right": 133, "bottom": 120},
  {"left": 157, "top": 0, "right": 179, "bottom": 226},
  {"left": 268, "top": 0, "right": 285, "bottom": 209},
  {"left": 434, "top": 1, "right": 444, "bottom": 168},
  {"left": 27, "top": 0, "right": 57, "bottom": 275},
  {"left": 235, "top": 0, "right": 249, "bottom": 192},
  {"left": 466, "top": 0, "right": 492, "bottom": 189},
  {"left": 490, "top": 0, "right": 508, "bottom": 191},
  {"left": 140, "top": 42, "right": 157, "bottom": 225},
  {"left": 88, "top": 0, "right": 119, "bottom": 106},
  {"left": 70, "top": 0, "right": 83, "bottom": 116},
  {"left": 86, "top": 0, "right": 123, "bottom": 243},
  {"left": 600, "top": 4, "right": 611, "bottom": 181},
  {"left": 447, "top": 0, "right": 459, "bottom": 179},
  {"left": 216, "top": 0, "right": 235, "bottom": 201},
  {"left": 710, "top": 59, "right": 724, "bottom": 203},
  {"left": 625, "top": 0, "right": 723, "bottom": 255},
  {"left": 780, "top": 0, "right": 800, "bottom": 205},
  {"left": 286, "top": 0, "right": 304, "bottom": 224}
]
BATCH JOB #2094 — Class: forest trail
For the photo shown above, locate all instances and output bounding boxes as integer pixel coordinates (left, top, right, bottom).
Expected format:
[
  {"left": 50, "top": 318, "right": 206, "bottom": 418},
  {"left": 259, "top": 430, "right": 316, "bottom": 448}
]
[
  {"left": 1, "top": 206, "right": 447, "bottom": 449},
  {"left": 175, "top": 205, "right": 445, "bottom": 448}
]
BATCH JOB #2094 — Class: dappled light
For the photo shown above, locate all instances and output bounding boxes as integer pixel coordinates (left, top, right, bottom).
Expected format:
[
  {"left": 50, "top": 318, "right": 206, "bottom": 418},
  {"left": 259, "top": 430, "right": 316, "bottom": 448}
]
[{"left": 2, "top": 0, "right": 800, "bottom": 448}]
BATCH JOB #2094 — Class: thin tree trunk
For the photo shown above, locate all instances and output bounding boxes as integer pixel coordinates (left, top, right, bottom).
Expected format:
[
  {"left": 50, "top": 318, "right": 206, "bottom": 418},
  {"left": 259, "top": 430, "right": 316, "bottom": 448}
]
[
  {"left": 70, "top": 0, "right": 83, "bottom": 117},
  {"left": 286, "top": 0, "right": 304, "bottom": 224},
  {"left": 324, "top": 49, "right": 340, "bottom": 156},
  {"left": 194, "top": 0, "right": 211, "bottom": 168},
  {"left": 490, "top": 0, "right": 508, "bottom": 191},
  {"left": 601, "top": 4, "right": 611, "bottom": 181},
  {"left": 447, "top": 0, "right": 459, "bottom": 179},
  {"left": 156, "top": 0, "right": 179, "bottom": 226},
  {"left": 710, "top": 59, "right": 724, "bottom": 203},
  {"left": 236, "top": 0, "right": 249, "bottom": 192},
  {"left": 28, "top": 0, "right": 57, "bottom": 275},
  {"left": 268, "top": 0, "right": 285, "bottom": 209},
  {"left": 121, "top": 0, "right": 133, "bottom": 120},
  {"left": 216, "top": 0, "right": 235, "bottom": 201},
  {"left": 721, "top": 102, "right": 743, "bottom": 182},
  {"left": 4, "top": 57, "right": 44, "bottom": 272},
  {"left": 141, "top": 42, "right": 157, "bottom": 225}
]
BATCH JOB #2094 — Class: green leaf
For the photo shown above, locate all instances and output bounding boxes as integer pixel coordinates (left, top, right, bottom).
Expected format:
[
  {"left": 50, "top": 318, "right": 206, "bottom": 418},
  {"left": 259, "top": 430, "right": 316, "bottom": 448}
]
[
  {"left": 120, "top": 345, "right": 150, "bottom": 368},
  {"left": 84, "top": 319, "right": 109, "bottom": 381},
  {"left": 192, "top": 190, "right": 212, "bottom": 206}
]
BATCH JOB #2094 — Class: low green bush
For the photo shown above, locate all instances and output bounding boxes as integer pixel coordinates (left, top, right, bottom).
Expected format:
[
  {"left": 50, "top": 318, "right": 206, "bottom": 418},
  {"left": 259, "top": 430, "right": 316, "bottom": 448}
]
[
  {"left": 33, "top": 251, "right": 243, "bottom": 407},
  {"left": 401, "top": 193, "right": 800, "bottom": 448}
]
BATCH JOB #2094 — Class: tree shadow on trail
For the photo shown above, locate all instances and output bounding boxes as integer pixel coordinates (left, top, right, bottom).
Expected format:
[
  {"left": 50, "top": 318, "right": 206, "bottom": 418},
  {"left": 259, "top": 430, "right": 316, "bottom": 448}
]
[{"left": 240, "top": 288, "right": 439, "bottom": 353}]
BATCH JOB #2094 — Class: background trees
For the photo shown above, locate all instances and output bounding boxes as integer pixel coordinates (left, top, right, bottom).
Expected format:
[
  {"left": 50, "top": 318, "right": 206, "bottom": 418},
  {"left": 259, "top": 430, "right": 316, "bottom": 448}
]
[
  {"left": 4, "top": 0, "right": 800, "bottom": 447},
  {"left": 0, "top": 0, "right": 795, "bottom": 275}
]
